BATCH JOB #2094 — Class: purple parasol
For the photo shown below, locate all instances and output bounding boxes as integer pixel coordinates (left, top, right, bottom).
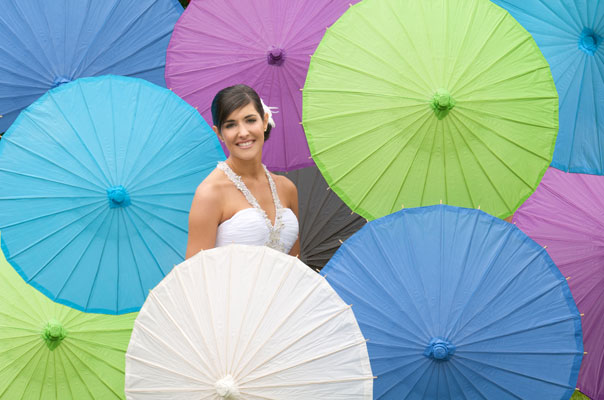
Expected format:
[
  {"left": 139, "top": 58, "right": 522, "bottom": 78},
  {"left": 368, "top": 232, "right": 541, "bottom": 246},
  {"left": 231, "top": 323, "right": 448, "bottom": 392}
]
[
  {"left": 513, "top": 167, "right": 604, "bottom": 400},
  {"left": 165, "top": 0, "right": 358, "bottom": 171}
]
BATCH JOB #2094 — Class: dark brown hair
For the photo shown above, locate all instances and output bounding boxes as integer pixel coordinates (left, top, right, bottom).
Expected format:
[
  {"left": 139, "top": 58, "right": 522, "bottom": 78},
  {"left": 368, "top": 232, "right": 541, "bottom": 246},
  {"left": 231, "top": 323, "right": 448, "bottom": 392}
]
[{"left": 211, "top": 84, "right": 272, "bottom": 141}]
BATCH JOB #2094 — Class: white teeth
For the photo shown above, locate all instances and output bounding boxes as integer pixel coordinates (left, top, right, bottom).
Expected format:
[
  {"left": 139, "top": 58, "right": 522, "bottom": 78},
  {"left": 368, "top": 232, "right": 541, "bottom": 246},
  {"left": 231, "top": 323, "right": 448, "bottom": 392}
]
[{"left": 238, "top": 141, "right": 253, "bottom": 147}]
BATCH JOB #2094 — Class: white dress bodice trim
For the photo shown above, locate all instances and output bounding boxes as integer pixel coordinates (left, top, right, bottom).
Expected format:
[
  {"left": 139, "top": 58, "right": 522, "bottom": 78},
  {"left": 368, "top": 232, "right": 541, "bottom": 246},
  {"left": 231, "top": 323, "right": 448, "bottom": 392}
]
[{"left": 215, "top": 162, "right": 299, "bottom": 253}]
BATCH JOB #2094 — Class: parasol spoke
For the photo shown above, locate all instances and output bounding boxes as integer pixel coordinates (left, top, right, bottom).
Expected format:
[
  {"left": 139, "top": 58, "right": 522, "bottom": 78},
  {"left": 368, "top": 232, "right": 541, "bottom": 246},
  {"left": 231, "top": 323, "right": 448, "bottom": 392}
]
[
  {"left": 456, "top": 354, "right": 575, "bottom": 389},
  {"left": 76, "top": 81, "right": 118, "bottom": 183},
  {"left": 7, "top": 203, "right": 106, "bottom": 262},
  {"left": 69, "top": 1, "right": 121, "bottom": 77},
  {"left": 447, "top": 361, "right": 491, "bottom": 400},
  {"left": 232, "top": 257, "right": 299, "bottom": 378},
  {"left": 0, "top": 11, "right": 52, "bottom": 82},
  {"left": 4, "top": 114, "right": 109, "bottom": 188},
  {"left": 327, "top": 272, "right": 428, "bottom": 345},
  {"left": 237, "top": 305, "right": 353, "bottom": 380},
  {"left": 80, "top": 212, "right": 116, "bottom": 311},
  {"left": 77, "top": 1, "right": 165, "bottom": 74},
  {"left": 46, "top": 92, "right": 113, "bottom": 187},
  {"left": 239, "top": 338, "right": 369, "bottom": 386},
  {"left": 0, "top": 200, "right": 102, "bottom": 230},
  {"left": 458, "top": 313, "right": 577, "bottom": 349},
  {"left": 129, "top": 323, "right": 213, "bottom": 384},
  {"left": 126, "top": 246, "right": 372, "bottom": 398}
]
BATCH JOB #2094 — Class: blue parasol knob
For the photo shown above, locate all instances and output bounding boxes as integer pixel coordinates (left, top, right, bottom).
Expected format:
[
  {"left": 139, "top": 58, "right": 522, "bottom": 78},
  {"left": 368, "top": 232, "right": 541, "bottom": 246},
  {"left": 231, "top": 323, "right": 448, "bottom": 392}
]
[
  {"left": 107, "top": 185, "right": 131, "bottom": 208},
  {"left": 424, "top": 337, "right": 455, "bottom": 361},
  {"left": 267, "top": 47, "right": 285, "bottom": 66},
  {"left": 51, "top": 76, "right": 72, "bottom": 89},
  {"left": 42, "top": 319, "right": 67, "bottom": 351},
  {"left": 579, "top": 28, "right": 600, "bottom": 55}
]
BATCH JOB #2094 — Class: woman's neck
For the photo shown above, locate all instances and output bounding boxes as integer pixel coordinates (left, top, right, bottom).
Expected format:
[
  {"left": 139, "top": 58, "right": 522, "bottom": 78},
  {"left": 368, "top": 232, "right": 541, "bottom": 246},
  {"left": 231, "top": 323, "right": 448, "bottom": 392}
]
[{"left": 225, "top": 156, "right": 265, "bottom": 179}]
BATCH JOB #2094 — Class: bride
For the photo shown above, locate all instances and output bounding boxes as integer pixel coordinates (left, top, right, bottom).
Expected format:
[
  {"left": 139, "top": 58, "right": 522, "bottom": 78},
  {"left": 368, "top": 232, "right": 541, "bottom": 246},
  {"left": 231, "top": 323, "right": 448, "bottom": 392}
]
[{"left": 185, "top": 84, "right": 300, "bottom": 258}]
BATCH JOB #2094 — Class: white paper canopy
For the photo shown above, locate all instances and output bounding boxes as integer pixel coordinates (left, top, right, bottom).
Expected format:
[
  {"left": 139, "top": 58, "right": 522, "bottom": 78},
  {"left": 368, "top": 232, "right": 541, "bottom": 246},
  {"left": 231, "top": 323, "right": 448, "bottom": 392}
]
[{"left": 125, "top": 245, "right": 373, "bottom": 399}]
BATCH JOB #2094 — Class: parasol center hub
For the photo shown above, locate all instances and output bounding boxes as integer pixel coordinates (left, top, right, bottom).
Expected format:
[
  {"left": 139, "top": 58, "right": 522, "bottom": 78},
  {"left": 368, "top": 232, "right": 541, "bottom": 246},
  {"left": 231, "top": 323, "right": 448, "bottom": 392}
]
[
  {"left": 107, "top": 185, "right": 131, "bottom": 208},
  {"left": 433, "top": 344, "right": 448, "bottom": 359},
  {"left": 431, "top": 88, "right": 456, "bottom": 120},
  {"left": 52, "top": 76, "right": 72, "bottom": 89},
  {"left": 267, "top": 47, "right": 285, "bottom": 65},
  {"left": 424, "top": 337, "right": 455, "bottom": 361},
  {"left": 215, "top": 375, "right": 241, "bottom": 399},
  {"left": 579, "top": 28, "right": 601, "bottom": 55},
  {"left": 42, "top": 319, "right": 67, "bottom": 351}
]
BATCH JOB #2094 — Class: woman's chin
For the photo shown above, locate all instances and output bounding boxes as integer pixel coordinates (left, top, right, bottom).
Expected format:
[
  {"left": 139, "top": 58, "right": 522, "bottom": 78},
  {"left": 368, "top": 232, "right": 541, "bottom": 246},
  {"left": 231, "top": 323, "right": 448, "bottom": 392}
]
[{"left": 229, "top": 146, "right": 261, "bottom": 161}]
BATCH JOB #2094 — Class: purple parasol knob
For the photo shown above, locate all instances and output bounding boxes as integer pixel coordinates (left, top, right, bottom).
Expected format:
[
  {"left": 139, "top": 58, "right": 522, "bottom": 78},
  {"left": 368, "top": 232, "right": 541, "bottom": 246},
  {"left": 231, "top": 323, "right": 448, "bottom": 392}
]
[
  {"left": 267, "top": 47, "right": 285, "bottom": 66},
  {"left": 107, "top": 185, "right": 131, "bottom": 208},
  {"left": 424, "top": 337, "right": 455, "bottom": 361},
  {"left": 579, "top": 28, "right": 600, "bottom": 55}
]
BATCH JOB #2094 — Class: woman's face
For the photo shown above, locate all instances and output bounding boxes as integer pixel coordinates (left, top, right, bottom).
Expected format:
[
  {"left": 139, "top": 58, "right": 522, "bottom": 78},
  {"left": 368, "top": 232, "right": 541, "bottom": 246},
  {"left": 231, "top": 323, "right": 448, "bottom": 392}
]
[{"left": 214, "top": 102, "right": 268, "bottom": 162}]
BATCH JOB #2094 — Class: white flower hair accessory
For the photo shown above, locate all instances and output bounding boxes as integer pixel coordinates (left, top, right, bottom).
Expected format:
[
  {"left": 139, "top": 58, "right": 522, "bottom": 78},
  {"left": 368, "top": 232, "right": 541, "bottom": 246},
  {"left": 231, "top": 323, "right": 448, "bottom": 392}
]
[{"left": 260, "top": 98, "right": 278, "bottom": 129}]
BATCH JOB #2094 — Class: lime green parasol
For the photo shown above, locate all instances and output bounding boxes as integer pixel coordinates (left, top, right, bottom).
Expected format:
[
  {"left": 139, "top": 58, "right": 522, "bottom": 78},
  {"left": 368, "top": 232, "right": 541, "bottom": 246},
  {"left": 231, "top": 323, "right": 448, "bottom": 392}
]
[
  {"left": 0, "top": 235, "right": 137, "bottom": 399},
  {"left": 302, "top": 0, "right": 558, "bottom": 220}
]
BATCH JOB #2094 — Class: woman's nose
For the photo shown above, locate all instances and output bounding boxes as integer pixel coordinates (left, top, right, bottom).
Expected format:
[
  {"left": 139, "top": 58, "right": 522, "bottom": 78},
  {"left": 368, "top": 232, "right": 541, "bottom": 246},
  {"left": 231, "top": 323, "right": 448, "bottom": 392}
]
[{"left": 238, "top": 125, "right": 250, "bottom": 137}]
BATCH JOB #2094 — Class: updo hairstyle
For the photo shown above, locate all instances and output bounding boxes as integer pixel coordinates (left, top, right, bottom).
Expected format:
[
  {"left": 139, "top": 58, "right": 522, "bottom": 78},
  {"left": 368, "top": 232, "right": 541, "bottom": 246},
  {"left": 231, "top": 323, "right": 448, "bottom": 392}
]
[{"left": 210, "top": 84, "right": 272, "bottom": 141}]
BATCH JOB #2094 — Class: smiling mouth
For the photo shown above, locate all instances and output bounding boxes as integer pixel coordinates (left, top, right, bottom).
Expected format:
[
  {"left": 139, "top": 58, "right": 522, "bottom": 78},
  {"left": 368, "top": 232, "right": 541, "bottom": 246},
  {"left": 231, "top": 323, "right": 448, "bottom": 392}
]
[{"left": 237, "top": 140, "right": 254, "bottom": 148}]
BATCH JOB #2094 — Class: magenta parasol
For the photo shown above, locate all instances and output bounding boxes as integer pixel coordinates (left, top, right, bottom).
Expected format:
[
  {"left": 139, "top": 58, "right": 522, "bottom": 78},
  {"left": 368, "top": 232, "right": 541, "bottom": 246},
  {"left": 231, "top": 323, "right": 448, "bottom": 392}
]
[
  {"left": 514, "top": 167, "right": 604, "bottom": 400},
  {"left": 165, "top": 0, "right": 358, "bottom": 171}
]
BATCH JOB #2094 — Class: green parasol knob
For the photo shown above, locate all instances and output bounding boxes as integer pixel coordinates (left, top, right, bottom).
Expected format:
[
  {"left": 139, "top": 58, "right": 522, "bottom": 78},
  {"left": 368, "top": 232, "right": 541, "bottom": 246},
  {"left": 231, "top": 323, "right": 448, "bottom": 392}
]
[
  {"left": 431, "top": 88, "right": 456, "bottom": 120},
  {"left": 42, "top": 319, "right": 67, "bottom": 351}
]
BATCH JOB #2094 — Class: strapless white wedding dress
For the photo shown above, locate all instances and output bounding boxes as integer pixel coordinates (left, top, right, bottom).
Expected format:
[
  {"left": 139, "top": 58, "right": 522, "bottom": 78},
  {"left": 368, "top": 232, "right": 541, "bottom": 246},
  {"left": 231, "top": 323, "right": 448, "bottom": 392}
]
[{"left": 215, "top": 162, "right": 299, "bottom": 254}]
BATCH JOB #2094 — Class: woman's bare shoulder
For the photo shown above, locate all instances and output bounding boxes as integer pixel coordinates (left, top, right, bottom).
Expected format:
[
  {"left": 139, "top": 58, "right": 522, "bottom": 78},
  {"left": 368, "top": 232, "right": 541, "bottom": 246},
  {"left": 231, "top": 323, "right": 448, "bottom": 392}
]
[
  {"left": 271, "top": 173, "right": 298, "bottom": 206},
  {"left": 193, "top": 167, "right": 231, "bottom": 203},
  {"left": 271, "top": 173, "right": 296, "bottom": 192}
]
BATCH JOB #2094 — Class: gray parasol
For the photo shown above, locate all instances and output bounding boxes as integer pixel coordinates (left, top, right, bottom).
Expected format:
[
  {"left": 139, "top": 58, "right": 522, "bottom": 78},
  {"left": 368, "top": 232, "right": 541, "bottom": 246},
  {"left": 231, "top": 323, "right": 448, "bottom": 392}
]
[{"left": 278, "top": 166, "right": 366, "bottom": 270}]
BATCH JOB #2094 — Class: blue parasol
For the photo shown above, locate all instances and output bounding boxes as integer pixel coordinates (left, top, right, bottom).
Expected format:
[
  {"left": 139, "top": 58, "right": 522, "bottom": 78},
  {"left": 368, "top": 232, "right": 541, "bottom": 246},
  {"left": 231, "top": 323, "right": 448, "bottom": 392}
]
[
  {"left": 0, "top": 0, "right": 182, "bottom": 132},
  {"left": 491, "top": 0, "right": 604, "bottom": 174},
  {"left": 0, "top": 75, "right": 225, "bottom": 314},
  {"left": 322, "top": 205, "right": 583, "bottom": 399}
]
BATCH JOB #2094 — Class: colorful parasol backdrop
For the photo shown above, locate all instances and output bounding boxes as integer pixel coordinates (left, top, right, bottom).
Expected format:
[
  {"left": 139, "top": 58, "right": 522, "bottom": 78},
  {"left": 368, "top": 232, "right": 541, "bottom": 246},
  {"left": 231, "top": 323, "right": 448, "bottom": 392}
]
[
  {"left": 0, "top": 75, "right": 225, "bottom": 315},
  {"left": 0, "top": 0, "right": 183, "bottom": 132},
  {"left": 322, "top": 205, "right": 583, "bottom": 399},
  {"left": 491, "top": 0, "right": 604, "bottom": 175},
  {"left": 165, "top": 0, "right": 359, "bottom": 171},
  {"left": 514, "top": 168, "right": 604, "bottom": 400},
  {"left": 125, "top": 245, "right": 373, "bottom": 399},
  {"left": 303, "top": 0, "right": 558, "bottom": 220},
  {"left": 0, "top": 236, "right": 137, "bottom": 400},
  {"left": 277, "top": 165, "right": 366, "bottom": 270}
]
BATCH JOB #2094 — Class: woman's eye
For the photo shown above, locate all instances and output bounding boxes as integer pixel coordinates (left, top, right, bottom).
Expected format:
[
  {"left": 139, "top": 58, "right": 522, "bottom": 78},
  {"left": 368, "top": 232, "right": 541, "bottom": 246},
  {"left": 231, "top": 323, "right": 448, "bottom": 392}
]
[
  {"left": 247, "top": 118, "right": 257, "bottom": 123},
  {"left": 225, "top": 123, "right": 235, "bottom": 129}
]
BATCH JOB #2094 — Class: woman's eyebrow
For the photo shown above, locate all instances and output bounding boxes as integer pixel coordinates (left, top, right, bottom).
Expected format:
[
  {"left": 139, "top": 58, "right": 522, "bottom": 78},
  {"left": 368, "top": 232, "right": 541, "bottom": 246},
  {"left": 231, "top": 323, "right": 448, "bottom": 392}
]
[{"left": 224, "top": 114, "right": 256, "bottom": 123}]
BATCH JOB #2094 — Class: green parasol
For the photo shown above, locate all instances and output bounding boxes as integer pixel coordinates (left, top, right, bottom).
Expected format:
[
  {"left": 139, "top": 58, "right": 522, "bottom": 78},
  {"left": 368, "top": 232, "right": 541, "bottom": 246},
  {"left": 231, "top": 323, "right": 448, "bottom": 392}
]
[
  {"left": 0, "top": 234, "right": 136, "bottom": 399},
  {"left": 302, "top": 0, "right": 558, "bottom": 220}
]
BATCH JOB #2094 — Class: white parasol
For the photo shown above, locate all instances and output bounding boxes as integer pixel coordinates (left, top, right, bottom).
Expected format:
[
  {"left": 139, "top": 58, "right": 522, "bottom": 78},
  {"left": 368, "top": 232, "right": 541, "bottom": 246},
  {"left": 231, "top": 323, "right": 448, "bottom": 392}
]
[{"left": 125, "top": 244, "right": 373, "bottom": 399}]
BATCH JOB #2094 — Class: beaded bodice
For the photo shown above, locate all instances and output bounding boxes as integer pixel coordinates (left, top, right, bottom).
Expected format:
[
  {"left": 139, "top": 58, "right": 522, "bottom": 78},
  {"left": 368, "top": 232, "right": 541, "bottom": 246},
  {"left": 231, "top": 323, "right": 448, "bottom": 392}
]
[{"left": 217, "top": 161, "right": 290, "bottom": 253}]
